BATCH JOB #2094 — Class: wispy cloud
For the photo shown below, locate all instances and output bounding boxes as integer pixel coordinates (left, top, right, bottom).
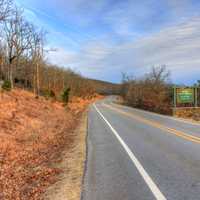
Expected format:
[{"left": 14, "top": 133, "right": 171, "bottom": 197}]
[
  {"left": 15, "top": 0, "right": 200, "bottom": 84},
  {"left": 48, "top": 16, "right": 200, "bottom": 84}
]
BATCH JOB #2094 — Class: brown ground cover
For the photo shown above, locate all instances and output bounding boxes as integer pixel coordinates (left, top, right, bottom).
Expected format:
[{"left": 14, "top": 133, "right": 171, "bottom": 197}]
[{"left": 0, "top": 89, "right": 101, "bottom": 200}]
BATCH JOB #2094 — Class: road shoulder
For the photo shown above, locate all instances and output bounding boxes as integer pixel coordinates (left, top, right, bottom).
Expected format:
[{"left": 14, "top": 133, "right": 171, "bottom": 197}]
[{"left": 43, "top": 112, "right": 87, "bottom": 200}]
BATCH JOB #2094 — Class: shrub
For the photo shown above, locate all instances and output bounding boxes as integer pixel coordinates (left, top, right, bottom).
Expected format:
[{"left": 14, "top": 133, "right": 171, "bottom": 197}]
[
  {"left": 42, "top": 89, "right": 56, "bottom": 99},
  {"left": 49, "top": 90, "right": 56, "bottom": 98},
  {"left": 61, "top": 88, "right": 71, "bottom": 104},
  {"left": 2, "top": 80, "right": 12, "bottom": 91}
]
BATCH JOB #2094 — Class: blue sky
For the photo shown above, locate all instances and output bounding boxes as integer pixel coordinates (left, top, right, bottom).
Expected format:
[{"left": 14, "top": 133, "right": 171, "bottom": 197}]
[{"left": 15, "top": 0, "right": 200, "bottom": 84}]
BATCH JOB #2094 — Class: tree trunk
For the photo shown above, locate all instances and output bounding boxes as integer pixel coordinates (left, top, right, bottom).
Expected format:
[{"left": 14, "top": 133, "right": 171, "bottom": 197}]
[
  {"left": 33, "top": 71, "right": 36, "bottom": 95},
  {"left": 36, "top": 62, "right": 40, "bottom": 96},
  {"left": 9, "top": 63, "right": 14, "bottom": 88}
]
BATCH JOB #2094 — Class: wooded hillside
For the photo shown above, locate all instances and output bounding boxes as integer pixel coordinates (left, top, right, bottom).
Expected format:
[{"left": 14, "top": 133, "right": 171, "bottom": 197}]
[
  {"left": 87, "top": 79, "right": 121, "bottom": 95},
  {"left": 0, "top": 0, "right": 95, "bottom": 100}
]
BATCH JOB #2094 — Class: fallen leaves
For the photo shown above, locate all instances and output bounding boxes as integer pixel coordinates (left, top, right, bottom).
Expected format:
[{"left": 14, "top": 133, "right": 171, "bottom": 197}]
[
  {"left": 0, "top": 89, "right": 101, "bottom": 199},
  {"left": 174, "top": 108, "right": 200, "bottom": 121}
]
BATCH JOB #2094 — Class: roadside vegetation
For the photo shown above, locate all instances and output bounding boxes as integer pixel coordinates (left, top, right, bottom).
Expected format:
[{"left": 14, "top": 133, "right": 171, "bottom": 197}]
[
  {"left": 121, "top": 65, "right": 200, "bottom": 118},
  {"left": 0, "top": 1, "right": 104, "bottom": 199},
  {"left": 0, "top": 0, "right": 95, "bottom": 100},
  {"left": 0, "top": 88, "right": 101, "bottom": 199},
  {"left": 121, "top": 66, "right": 173, "bottom": 115}
]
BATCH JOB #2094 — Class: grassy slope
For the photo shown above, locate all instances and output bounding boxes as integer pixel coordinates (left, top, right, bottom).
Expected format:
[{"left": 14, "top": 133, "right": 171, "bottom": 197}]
[{"left": 0, "top": 89, "right": 100, "bottom": 199}]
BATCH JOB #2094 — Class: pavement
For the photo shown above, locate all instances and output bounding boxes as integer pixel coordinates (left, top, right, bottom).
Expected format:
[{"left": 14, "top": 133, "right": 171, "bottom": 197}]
[{"left": 81, "top": 97, "right": 200, "bottom": 200}]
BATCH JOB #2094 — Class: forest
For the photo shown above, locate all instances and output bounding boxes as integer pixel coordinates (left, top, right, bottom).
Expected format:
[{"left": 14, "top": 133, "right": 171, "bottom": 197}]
[
  {"left": 0, "top": 0, "right": 96, "bottom": 101},
  {"left": 0, "top": 0, "right": 199, "bottom": 113}
]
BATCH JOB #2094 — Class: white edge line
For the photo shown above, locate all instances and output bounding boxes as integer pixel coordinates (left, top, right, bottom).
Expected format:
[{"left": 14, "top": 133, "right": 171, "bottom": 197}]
[{"left": 93, "top": 103, "right": 167, "bottom": 200}]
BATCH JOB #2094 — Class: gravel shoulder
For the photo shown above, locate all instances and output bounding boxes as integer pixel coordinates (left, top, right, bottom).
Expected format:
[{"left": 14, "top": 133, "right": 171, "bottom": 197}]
[{"left": 43, "top": 112, "right": 87, "bottom": 200}]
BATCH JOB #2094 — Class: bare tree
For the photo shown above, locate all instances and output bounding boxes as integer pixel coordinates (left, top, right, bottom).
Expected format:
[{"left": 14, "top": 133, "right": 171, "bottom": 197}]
[
  {"left": 0, "top": 0, "right": 12, "bottom": 22},
  {"left": 121, "top": 66, "right": 172, "bottom": 114},
  {"left": 30, "top": 27, "right": 45, "bottom": 96},
  {"left": 0, "top": 44, "right": 6, "bottom": 79},
  {"left": 0, "top": 0, "right": 95, "bottom": 99},
  {"left": 147, "top": 65, "right": 170, "bottom": 85},
  {"left": 4, "top": 9, "right": 33, "bottom": 88}
]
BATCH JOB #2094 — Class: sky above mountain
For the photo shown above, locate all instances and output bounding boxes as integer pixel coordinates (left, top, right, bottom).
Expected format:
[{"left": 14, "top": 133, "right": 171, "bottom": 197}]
[{"left": 15, "top": 0, "right": 200, "bottom": 84}]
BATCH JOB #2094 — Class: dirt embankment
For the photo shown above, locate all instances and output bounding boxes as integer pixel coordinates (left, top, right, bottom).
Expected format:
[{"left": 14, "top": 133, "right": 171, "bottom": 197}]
[
  {"left": 174, "top": 108, "right": 200, "bottom": 122},
  {"left": 0, "top": 89, "right": 101, "bottom": 200}
]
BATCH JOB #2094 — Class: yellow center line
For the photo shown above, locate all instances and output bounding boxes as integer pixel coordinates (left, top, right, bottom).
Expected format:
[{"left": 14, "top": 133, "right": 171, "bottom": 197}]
[{"left": 102, "top": 103, "right": 200, "bottom": 144}]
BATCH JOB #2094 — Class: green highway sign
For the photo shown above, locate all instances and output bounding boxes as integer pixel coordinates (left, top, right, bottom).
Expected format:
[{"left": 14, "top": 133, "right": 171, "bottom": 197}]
[{"left": 177, "top": 88, "right": 194, "bottom": 104}]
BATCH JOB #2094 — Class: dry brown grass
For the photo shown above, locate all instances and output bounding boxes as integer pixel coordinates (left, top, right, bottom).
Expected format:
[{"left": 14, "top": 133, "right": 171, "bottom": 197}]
[
  {"left": 0, "top": 89, "right": 101, "bottom": 200},
  {"left": 43, "top": 113, "right": 87, "bottom": 200}
]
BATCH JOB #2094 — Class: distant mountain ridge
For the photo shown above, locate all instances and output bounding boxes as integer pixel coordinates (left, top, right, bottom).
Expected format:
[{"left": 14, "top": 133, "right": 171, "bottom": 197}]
[{"left": 87, "top": 79, "right": 121, "bottom": 95}]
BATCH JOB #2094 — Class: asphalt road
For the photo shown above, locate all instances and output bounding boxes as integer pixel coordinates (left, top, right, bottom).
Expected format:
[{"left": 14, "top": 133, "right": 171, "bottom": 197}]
[{"left": 81, "top": 97, "right": 200, "bottom": 200}]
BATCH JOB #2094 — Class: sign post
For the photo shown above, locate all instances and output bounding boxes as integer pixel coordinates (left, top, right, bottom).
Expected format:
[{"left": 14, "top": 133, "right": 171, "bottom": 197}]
[
  {"left": 173, "top": 86, "right": 177, "bottom": 116},
  {"left": 173, "top": 86, "right": 177, "bottom": 108},
  {"left": 195, "top": 87, "right": 198, "bottom": 108}
]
